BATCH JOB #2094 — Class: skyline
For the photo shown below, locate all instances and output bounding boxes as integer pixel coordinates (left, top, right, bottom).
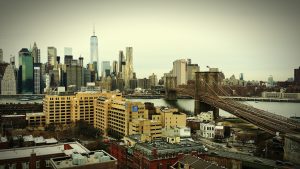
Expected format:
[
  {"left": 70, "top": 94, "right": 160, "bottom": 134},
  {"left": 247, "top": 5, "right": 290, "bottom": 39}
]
[{"left": 1, "top": 0, "right": 300, "bottom": 81}]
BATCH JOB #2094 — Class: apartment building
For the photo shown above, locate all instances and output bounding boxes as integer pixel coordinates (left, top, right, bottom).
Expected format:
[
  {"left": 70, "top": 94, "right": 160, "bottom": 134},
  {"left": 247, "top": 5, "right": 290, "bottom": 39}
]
[
  {"left": 129, "top": 118, "right": 162, "bottom": 141},
  {"left": 94, "top": 94, "right": 148, "bottom": 138},
  {"left": 26, "top": 112, "right": 46, "bottom": 128},
  {"left": 151, "top": 107, "right": 186, "bottom": 129},
  {"left": 43, "top": 94, "right": 75, "bottom": 127},
  {"left": 43, "top": 92, "right": 108, "bottom": 128},
  {"left": 71, "top": 92, "right": 105, "bottom": 124}
]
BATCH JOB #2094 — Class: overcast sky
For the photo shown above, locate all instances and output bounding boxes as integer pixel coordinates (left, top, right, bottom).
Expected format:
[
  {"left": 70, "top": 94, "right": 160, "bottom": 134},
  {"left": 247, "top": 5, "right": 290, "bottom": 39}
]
[{"left": 0, "top": 0, "right": 299, "bottom": 81}]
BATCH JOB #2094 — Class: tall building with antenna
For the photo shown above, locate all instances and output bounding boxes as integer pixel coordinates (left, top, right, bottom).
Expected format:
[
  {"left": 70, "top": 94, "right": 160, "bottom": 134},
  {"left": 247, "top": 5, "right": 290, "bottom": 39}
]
[{"left": 90, "top": 26, "right": 99, "bottom": 79}]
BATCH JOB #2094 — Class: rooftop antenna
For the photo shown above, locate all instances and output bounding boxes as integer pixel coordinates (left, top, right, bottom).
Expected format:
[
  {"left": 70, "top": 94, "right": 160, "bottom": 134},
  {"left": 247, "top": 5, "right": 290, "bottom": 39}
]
[{"left": 93, "top": 24, "right": 95, "bottom": 36}]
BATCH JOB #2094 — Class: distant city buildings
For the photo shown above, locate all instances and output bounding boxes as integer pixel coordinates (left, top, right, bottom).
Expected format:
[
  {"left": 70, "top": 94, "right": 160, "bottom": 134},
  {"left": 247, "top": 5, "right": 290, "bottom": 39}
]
[
  {"left": 47, "top": 47, "right": 57, "bottom": 66},
  {"left": 90, "top": 27, "right": 99, "bottom": 79},
  {"left": 295, "top": 66, "right": 300, "bottom": 84},
  {"left": 172, "top": 59, "right": 187, "bottom": 85},
  {"left": 101, "top": 61, "right": 111, "bottom": 77},
  {"left": 31, "top": 42, "right": 40, "bottom": 63},
  {"left": 1, "top": 64, "right": 17, "bottom": 95},
  {"left": 0, "top": 49, "right": 3, "bottom": 63},
  {"left": 18, "top": 48, "right": 34, "bottom": 94}
]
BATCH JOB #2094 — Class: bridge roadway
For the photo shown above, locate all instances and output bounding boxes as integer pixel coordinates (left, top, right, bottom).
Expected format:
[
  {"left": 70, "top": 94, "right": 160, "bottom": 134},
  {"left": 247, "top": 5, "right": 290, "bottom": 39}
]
[{"left": 176, "top": 88, "right": 300, "bottom": 135}]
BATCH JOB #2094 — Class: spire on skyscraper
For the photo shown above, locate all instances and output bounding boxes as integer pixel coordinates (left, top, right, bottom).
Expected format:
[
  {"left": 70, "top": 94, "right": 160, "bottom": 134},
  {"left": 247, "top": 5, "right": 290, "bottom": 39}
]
[{"left": 93, "top": 24, "right": 95, "bottom": 36}]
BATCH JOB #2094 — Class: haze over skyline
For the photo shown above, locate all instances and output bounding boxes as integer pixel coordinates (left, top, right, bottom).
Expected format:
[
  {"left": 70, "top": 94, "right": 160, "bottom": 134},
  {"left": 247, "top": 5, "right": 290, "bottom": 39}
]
[{"left": 0, "top": 0, "right": 299, "bottom": 81}]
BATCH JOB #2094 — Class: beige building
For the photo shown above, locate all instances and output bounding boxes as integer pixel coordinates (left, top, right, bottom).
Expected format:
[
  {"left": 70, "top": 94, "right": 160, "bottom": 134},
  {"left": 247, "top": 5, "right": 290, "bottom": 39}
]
[
  {"left": 94, "top": 94, "right": 149, "bottom": 138},
  {"left": 152, "top": 107, "right": 186, "bottom": 129},
  {"left": 129, "top": 118, "right": 162, "bottom": 141},
  {"left": 44, "top": 94, "right": 74, "bottom": 127},
  {"left": 26, "top": 112, "right": 46, "bottom": 128},
  {"left": 71, "top": 92, "right": 105, "bottom": 124},
  {"left": 43, "top": 92, "right": 108, "bottom": 128}
]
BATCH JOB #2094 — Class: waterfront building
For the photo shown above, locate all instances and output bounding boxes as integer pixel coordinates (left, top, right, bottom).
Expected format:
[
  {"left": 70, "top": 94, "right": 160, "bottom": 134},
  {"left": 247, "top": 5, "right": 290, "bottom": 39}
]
[
  {"left": 0, "top": 49, "right": 3, "bottom": 63},
  {"left": 48, "top": 47, "right": 57, "bottom": 66},
  {"left": 33, "top": 66, "right": 41, "bottom": 94},
  {"left": 137, "top": 78, "right": 150, "bottom": 89},
  {"left": 1, "top": 64, "right": 17, "bottom": 95},
  {"left": 149, "top": 73, "right": 158, "bottom": 88},
  {"left": 295, "top": 66, "right": 300, "bottom": 84},
  {"left": 187, "top": 62, "right": 199, "bottom": 81},
  {"left": 129, "top": 78, "right": 138, "bottom": 90},
  {"left": 32, "top": 42, "right": 40, "bottom": 63},
  {"left": 261, "top": 91, "right": 300, "bottom": 100},
  {"left": 19, "top": 48, "right": 34, "bottom": 94},
  {"left": 172, "top": 59, "right": 187, "bottom": 85}
]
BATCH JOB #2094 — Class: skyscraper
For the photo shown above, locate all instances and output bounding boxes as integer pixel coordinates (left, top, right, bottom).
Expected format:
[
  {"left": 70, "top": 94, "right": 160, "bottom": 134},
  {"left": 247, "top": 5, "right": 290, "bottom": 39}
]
[
  {"left": 34, "top": 66, "right": 41, "bottom": 94},
  {"left": 32, "top": 42, "right": 40, "bottom": 63},
  {"left": 0, "top": 49, "right": 3, "bottom": 63},
  {"left": 1, "top": 64, "right": 17, "bottom": 95},
  {"left": 112, "top": 60, "right": 118, "bottom": 76},
  {"left": 294, "top": 67, "right": 300, "bottom": 84},
  {"left": 187, "top": 60, "right": 199, "bottom": 81},
  {"left": 90, "top": 27, "right": 99, "bottom": 78},
  {"left": 101, "top": 61, "right": 111, "bottom": 77},
  {"left": 118, "top": 50, "right": 124, "bottom": 73},
  {"left": 19, "top": 48, "right": 33, "bottom": 94},
  {"left": 48, "top": 47, "right": 57, "bottom": 66},
  {"left": 172, "top": 59, "right": 187, "bottom": 85},
  {"left": 124, "top": 47, "right": 134, "bottom": 88}
]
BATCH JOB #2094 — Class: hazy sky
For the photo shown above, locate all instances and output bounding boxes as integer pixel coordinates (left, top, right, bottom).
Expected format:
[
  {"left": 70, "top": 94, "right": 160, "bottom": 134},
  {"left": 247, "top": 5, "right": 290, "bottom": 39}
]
[{"left": 0, "top": 0, "right": 299, "bottom": 81}]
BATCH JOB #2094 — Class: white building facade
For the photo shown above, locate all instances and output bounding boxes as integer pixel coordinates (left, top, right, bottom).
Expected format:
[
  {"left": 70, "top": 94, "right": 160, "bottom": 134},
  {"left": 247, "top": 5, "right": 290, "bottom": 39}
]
[
  {"left": 199, "top": 123, "right": 215, "bottom": 139},
  {"left": 1, "top": 64, "right": 17, "bottom": 95}
]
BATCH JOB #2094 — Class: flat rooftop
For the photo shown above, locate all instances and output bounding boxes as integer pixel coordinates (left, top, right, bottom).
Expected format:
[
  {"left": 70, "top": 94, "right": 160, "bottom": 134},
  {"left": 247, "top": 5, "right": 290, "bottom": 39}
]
[
  {"left": 0, "top": 142, "right": 89, "bottom": 160},
  {"left": 50, "top": 150, "right": 117, "bottom": 169},
  {"left": 134, "top": 140, "right": 205, "bottom": 160}
]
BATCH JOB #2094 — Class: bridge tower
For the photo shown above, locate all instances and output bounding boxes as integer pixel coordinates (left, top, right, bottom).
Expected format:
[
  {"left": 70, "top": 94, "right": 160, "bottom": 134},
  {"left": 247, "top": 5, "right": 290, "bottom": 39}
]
[
  {"left": 165, "top": 76, "right": 177, "bottom": 100},
  {"left": 194, "top": 71, "right": 222, "bottom": 119}
]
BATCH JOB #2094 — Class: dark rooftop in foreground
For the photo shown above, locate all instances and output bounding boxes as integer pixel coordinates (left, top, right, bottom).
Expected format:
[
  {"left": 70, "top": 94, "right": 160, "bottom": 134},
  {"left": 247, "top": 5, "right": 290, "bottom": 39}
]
[
  {"left": 171, "top": 154, "right": 224, "bottom": 169},
  {"left": 134, "top": 140, "right": 205, "bottom": 160}
]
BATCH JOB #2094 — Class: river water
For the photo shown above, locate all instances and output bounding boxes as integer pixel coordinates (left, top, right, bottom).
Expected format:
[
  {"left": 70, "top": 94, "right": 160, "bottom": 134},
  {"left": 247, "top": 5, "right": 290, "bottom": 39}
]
[{"left": 128, "top": 99, "right": 300, "bottom": 118}]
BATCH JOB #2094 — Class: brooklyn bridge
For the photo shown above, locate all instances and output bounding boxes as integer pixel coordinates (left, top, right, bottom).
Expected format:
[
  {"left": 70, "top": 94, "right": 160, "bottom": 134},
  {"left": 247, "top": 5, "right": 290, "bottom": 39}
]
[{"left": 165, "top": 71, "right": 300, "bottom": 136}]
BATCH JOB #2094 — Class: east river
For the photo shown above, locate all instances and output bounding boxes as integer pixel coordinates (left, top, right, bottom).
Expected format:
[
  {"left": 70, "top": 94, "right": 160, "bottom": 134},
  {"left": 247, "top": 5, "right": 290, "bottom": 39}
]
[{"left": 128, "top": 99, "right": 300, "bottom": 118}]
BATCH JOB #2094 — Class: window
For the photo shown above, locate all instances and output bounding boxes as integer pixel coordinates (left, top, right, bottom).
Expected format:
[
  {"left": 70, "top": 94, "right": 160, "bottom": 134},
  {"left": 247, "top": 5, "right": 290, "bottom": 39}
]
[
  {"left": 9, "top": 164, "right": 16, "bottom": 169},
  {"left": 22, "top": 162, "right": 29, "bottom": 169},
  {"left": 45, "top": 160, "right": 51, "bottom": 167},
  {"left": 36, "top": 161, "right": 40, "bottom": 169}
]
